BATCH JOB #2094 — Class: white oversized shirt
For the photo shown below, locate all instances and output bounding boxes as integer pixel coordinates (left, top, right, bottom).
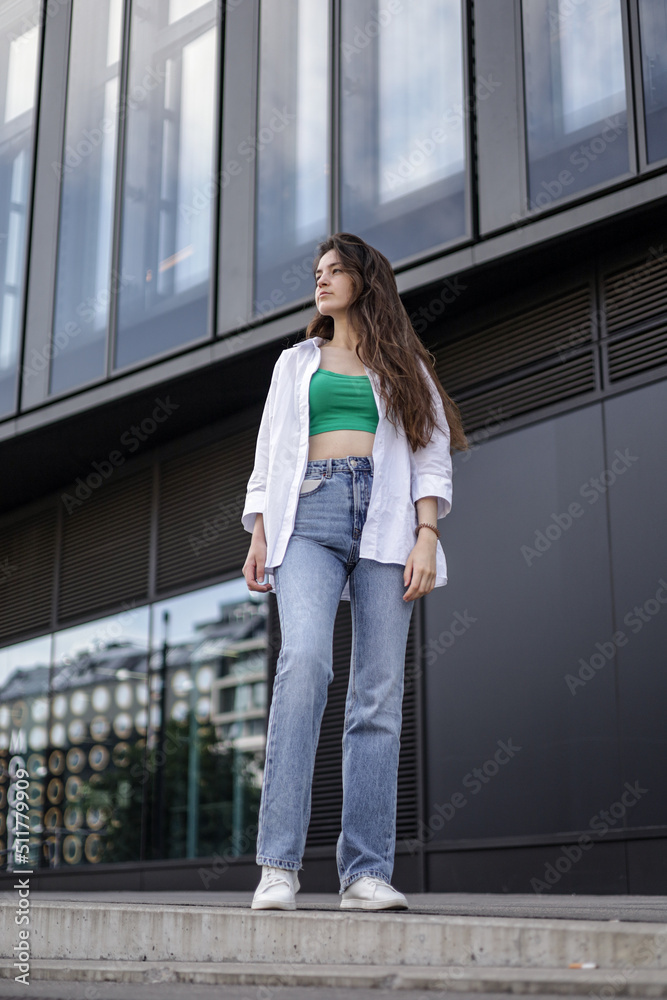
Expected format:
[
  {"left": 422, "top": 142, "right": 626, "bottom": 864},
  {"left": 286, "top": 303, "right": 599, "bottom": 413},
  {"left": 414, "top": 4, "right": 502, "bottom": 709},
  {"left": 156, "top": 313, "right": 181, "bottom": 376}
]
[{"left": 241, "top": 335, "right": 453, "bottom": 601}]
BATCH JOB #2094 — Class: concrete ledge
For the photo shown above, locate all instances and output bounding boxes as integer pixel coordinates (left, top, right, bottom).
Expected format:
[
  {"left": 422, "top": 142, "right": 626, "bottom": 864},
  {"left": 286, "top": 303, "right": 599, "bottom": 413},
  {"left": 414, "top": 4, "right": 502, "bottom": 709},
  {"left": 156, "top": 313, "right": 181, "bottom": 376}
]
[
  {"left": 1, "top": 959, "right": 667, "bottom": 994},
  {"left": 1, "top": 899, "right": 665, "bottom": 969}
]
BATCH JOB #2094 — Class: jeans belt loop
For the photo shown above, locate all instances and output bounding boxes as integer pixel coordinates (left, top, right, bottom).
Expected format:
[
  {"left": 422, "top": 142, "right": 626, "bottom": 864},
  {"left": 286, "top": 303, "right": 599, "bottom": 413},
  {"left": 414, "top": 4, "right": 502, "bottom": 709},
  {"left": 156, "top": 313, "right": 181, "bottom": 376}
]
[{"left": 326, "top": 457, "right": 332, "bottom": 478}]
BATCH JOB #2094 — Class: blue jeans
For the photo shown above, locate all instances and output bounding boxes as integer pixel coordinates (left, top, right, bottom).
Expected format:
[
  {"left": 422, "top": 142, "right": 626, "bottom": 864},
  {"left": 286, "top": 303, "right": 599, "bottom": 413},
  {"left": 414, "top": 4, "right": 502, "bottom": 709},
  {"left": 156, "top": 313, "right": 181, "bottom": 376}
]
[{"left": 255, "top": 455, "right": 415, "bottom": 893}]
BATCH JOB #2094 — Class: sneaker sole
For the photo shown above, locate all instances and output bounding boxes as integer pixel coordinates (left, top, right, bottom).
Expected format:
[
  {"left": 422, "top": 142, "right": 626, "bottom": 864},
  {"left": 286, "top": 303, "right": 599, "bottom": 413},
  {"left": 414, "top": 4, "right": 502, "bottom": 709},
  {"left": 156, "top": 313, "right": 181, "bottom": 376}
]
[
  {"left": 340, "top": 898, "right": 408, "bottom": 911},
  {"left": 251, "top": 899, "right": 297, "bottom": 910}
]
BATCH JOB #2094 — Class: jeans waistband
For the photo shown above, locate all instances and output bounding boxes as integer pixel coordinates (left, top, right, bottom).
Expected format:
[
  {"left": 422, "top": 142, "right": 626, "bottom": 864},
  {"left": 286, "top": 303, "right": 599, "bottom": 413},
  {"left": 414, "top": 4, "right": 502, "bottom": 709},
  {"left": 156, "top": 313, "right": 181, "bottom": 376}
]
[{"left": 306, "top": 455, "right": 374, "bottom": 476}]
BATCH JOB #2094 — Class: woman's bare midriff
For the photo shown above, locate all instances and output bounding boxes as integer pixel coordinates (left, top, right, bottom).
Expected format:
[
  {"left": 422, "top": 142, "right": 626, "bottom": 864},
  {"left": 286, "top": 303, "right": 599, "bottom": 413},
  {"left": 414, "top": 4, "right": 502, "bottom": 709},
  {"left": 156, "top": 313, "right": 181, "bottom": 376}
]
[{"left": 308, "top": 429, "right": 375, "bottom": 461}]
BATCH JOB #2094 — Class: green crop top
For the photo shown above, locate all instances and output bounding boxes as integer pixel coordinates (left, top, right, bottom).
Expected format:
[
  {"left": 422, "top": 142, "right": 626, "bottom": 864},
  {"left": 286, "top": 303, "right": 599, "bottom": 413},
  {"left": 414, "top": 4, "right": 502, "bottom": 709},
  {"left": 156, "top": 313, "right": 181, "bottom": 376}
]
[{"left": 309, "top": 368, "right": 379, "bottom": 435}]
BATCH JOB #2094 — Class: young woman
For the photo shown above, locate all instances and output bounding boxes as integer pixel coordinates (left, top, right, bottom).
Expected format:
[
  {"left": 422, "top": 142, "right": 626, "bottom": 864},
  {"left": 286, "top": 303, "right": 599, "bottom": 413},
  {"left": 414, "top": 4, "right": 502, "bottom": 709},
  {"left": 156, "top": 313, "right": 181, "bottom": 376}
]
[{"left": 242, "top": 232, "right": 467, "bottom": 911}]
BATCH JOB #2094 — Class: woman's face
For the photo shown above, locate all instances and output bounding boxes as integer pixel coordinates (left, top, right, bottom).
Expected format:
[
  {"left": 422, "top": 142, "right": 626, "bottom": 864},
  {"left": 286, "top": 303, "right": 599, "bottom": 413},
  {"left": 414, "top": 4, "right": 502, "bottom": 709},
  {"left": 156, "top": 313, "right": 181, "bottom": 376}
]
[{"left": 315, "top": 250, "right": 356, "bottom": 317}]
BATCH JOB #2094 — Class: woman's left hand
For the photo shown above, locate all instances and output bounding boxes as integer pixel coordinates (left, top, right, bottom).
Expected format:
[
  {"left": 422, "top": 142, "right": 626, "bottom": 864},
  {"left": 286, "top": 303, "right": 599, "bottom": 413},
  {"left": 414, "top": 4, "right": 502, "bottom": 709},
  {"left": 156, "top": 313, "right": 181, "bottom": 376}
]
[{"left": 403, "top": 534, "right": 438, "bottom": 601}]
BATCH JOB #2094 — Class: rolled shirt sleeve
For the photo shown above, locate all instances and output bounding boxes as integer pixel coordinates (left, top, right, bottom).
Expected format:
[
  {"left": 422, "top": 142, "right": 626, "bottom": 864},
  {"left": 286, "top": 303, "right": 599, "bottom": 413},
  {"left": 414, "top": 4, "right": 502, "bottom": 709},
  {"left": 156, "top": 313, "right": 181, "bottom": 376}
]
[
  {"left": 241, "top": 353, "right": 283, "bottom": 534},
  {"left": 410, "top": 360, "right": 453, "bottom": 520}
]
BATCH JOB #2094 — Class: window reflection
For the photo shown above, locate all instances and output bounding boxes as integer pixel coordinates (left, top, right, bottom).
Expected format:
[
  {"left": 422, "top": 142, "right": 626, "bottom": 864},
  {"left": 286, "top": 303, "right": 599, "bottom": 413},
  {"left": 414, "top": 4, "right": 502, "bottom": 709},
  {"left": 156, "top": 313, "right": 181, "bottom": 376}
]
[
  {"left": 0, "top": 5, "right": 41, "bottom": 417},
  {"left": 340, "top": 0, "right": 466, "bottom": 261},
  {"left": 169, "top": 0, "right": 210, "bottom": 20},
  {"left": 521, "top": 0, "right": 630, "bottom": 210},
  {"left": 48, "top": 608, "right": 151, "bottom": 867},
  {"left": 254, "top": 0, "right": 330, "bottom": 315},
  {"left": 114, "top": 1, "right": 218, "bottom": 368},
  {"left": 151, "top": 582, "right": 268, "bottom": 860},
  {"left": 0, "top": 636, "right": 51, "bottom": 870},
  {"left": 49, "top": 0, "right": 124, "bottom": 395},
  {"left": 0, "top": 578, "right": 268, "bottom": 871},
  {"left": 638, "top": 0, "right": 667, "bottom": 163}
]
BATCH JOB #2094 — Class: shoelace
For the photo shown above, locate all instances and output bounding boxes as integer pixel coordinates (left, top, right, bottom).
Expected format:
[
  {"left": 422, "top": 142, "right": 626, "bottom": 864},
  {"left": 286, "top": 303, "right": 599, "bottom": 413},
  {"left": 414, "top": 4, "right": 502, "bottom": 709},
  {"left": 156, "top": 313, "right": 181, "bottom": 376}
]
[{"left": 264, "top": 869, "right": 291, "bottom": 887}]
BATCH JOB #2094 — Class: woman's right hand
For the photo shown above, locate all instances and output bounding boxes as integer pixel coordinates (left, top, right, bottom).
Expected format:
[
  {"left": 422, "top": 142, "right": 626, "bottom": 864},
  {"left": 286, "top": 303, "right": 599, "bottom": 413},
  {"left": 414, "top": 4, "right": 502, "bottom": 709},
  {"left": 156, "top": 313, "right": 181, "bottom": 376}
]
[{"left": 243, "top": 536, "right": 273, "bottom": 592}]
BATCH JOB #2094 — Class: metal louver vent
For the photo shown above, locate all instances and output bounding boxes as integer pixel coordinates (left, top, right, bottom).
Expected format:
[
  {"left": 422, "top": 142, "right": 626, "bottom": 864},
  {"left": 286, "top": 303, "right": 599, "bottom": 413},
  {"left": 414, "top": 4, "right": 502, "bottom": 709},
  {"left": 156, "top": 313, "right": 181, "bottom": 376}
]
[
  {"left": 156, "top": 428, "right": 257, "bottom": 594},
  {"left": 607, "top": 325, "right": 667, "bottom": 383},
  {"left": 58, "top": 471, "right": 152, "bottom": 622},
  {"left": 604, "top": 251, "right": 667, "bottom": 334},
  {"left": 435, "top": 286, "right": 591, "bottom": 395},
  {"left": 0, "top": 508, "right": 57, "bottom": 643},
  {"left": 264, "top": 598, "right": 419, "bottom": 849},
  {"left": 438, "top": 353, "right": 597, "bottom": 434},
  {"left": 396, "top": 623, "right": 419, "bottom": 836}
]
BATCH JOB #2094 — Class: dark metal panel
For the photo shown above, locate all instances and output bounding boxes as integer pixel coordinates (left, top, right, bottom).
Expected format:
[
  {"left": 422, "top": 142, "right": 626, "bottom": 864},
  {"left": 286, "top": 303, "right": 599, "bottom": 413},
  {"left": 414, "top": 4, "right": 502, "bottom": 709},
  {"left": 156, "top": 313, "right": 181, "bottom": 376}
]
[
  {"left": 603, "top": 250, "right": 667, "bottom": 335},
  {"left": 423, "top": 402, "right": 622, "bottom": 845},
  {"left": 437, "top": 286, "right": 592, "bottom": 393},
  {"left": 619, "top": 0, "right": 639, "bottom": 179},
  {"left": 473, "top": 0, "right": 525, "bottom": 234},
  {"left": 628, "top": 0, "right": 649, "bottom": 171},
  {"left": 607, "top": 326, "right": 667, "bottom": 383},
  {"left": 58, "top": 469, "right": 152, "bottom": 622},
  {"left": 427, "top": 840, "right": 629, "bottom": 894},
  {"left": 20, "top": 0, "right": 72, "bottom": 410},
  {"left": 0, "top": 508, "right": 57, "bottom": 643},
  {"left": 603, "top": 378, "right": 667, "bottom": 832},
  {"left": 627, "top": 836, "right": 667, "bottom": 894},
  {"left": 462, "top": 0, "right": 475, "bottom": 240},
  {"left": 217, "top": 0, "right": 259, "bottom": 335},
  {"left": 431, "top": 281, "right": 599, "bottom": 433},
  {"left": 156, "top": 429, "right": 257, "bottom": 594},
  {"left": 453, "top": 353, "right": 597, "bottom": 434}
]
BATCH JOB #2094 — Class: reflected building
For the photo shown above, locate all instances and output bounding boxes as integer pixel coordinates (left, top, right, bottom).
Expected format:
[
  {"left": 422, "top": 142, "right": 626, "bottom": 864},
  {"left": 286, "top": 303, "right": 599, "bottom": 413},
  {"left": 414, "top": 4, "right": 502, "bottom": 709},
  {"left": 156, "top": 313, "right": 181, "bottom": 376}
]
[{"left": 0, "top": 590, "right": 267, "bottom": 869}]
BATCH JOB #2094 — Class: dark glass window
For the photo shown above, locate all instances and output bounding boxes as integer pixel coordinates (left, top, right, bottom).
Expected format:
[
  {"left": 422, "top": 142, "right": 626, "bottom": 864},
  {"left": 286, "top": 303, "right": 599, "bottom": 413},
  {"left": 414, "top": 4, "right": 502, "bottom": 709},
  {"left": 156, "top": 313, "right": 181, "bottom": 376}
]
[
  {"left": 149, "top": 582, "right": 268, "bottom": 861},
  {"left": 638, "top": 0, "right": 667, "bottom": 163},
  {"left": 0, "top": 635, "right": 51, "bottom": 869},
  {"left": 340, "top": 0, "right": 467, "bottom": 262},
  {"left": 253, "top": 0, "right": 330, "bottom": 316},
  {"left": 0, "top": 579, "right": 267, "bottom": 870},
  {"left": 114, "top": 0, "right": 218, "bottom": 369},
  {"left": 522, "top": 0, "right": 630, "bottom": 211},
  {"left": 49, "top": 609, "right": 151, "bottom": 867},
  {"left": 49, "top": 0, "right": 124, "bottom": 395},
  {"left": 0, "top": 6, "right": 41, "bottom": 417}
]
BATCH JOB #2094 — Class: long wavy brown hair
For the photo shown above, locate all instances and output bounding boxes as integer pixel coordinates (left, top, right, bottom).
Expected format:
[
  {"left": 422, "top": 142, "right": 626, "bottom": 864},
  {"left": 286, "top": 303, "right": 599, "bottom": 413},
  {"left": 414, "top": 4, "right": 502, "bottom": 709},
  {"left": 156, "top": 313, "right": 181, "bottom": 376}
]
[{"left": 304, "top": 233, "right": 468, "bottom": 453}]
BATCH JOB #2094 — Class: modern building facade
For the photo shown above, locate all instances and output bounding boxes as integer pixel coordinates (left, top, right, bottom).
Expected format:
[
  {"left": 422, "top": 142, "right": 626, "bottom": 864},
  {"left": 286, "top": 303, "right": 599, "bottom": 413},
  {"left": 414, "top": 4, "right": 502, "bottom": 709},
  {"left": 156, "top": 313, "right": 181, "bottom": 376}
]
[{"left": 0, "top": 0, "right": 666, "bottom": 893}]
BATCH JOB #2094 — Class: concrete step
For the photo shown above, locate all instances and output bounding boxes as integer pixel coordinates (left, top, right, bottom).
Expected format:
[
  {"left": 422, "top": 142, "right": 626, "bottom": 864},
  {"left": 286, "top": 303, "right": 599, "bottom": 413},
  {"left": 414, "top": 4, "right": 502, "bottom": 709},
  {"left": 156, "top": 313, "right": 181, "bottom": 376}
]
[
  {"left": 1, "top": 958, "right": 667, "bottom": 995},
  {"left": 1, "top": 897, "right": 665, "bottom": 973}
]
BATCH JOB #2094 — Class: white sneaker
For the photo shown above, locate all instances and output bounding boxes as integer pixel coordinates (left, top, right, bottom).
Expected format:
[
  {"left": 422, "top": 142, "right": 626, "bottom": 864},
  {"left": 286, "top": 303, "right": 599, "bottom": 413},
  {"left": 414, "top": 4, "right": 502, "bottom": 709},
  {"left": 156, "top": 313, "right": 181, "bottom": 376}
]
[
  {"left": 340, "top": 875, "right": 408, "bottom": 910},
  {"left": 251, "top": 865, "right": 301, "bottom": 910}
]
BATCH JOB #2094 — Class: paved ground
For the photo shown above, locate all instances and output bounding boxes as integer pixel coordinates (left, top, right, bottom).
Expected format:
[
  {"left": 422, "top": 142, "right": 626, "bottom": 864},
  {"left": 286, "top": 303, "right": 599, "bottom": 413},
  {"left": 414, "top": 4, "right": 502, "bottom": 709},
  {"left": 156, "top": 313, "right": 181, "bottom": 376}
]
[
  {"left": 0, "top": 986, "right": 632, "bottom": 1000},
  {"left": 27, "top": 889, "right": 667, "bottom": 922}
]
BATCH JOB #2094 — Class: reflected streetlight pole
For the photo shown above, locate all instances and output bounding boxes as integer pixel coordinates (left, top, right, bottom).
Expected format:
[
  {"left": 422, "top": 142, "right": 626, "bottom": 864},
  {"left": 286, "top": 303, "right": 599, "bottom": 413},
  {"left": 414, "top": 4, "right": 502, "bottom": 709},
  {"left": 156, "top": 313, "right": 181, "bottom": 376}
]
[
  {"left": 185, "top": 672, "right": 199, "bottom": 859},
  {"left": 114, "top": 665, "right": 152, "bottom": 862},
  {"left": 39, "top": 634, "right": 57, "bottom": 869},
  {"left": 153, "top": 610, "right": 170, "bottom": 859}
]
